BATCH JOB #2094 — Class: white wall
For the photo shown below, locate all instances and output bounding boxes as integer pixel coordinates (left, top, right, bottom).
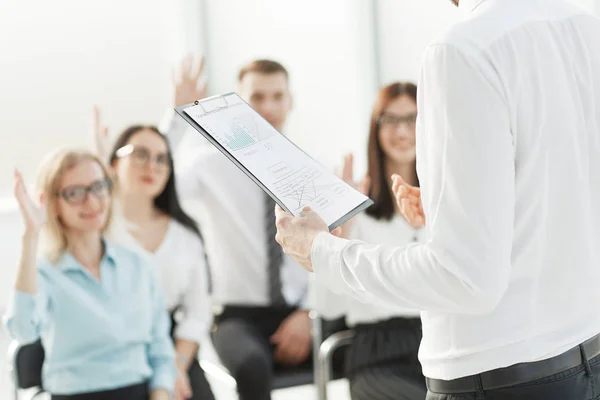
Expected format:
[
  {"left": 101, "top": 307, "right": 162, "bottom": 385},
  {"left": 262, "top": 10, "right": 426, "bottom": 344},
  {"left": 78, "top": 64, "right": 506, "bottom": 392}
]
[
  {"left": 0, "top": 0, "right": 186, "bottom": 198},
  {"left": 570, "top": 0, "right": 596, "bottom": 13},
  {"left": 376, "top": 0, "right": 460, "bottom": 85},
  {"left": 200, "top": 0, "right": 379, "bottom": 175}
]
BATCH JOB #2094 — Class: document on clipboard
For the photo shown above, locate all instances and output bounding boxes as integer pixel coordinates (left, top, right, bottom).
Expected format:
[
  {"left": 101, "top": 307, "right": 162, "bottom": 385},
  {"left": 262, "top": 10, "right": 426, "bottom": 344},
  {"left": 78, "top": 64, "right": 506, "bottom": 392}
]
[{"left": 175, "top": 92, "right": 373, "bottom": 230}]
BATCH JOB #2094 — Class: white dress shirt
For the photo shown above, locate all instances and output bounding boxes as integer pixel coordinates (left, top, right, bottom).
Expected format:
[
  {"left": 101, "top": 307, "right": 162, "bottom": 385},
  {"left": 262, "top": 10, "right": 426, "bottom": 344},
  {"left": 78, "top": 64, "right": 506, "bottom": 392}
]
[
  {"left": 160, "top": 111, "right": 311, "bottom": 310},
  {"left": 146, "top": 220, "right": 211, "bottom": 344},
  {"left": 316, "top": 213, "right": 421, "bottom": 326},
  {"left": 313, "top": 0, "right": 600, "bottom": 380}
]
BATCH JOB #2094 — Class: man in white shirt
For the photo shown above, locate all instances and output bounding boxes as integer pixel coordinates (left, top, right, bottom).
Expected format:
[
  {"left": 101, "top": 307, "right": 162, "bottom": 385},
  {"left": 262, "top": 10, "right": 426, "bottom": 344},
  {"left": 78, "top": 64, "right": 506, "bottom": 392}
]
[
  {"left": 162, "top": 59, "right": 313, "bottom": 400},
  {"left": 273, "top": 0, "right": 600, "bottom": 398}
]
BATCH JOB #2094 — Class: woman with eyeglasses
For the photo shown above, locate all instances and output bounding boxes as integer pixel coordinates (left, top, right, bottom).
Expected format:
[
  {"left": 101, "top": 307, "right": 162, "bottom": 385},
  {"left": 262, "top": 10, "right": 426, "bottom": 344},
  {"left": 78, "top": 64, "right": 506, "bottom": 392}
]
[
  {"left": 4, "top": 149, "right": 175, "bottom": 400},
  {"left": 317, "top": 82, "right": 426, "bottom": 400},
  {"left": 93, "top": 114, "right": 215, "bottom": 400}
]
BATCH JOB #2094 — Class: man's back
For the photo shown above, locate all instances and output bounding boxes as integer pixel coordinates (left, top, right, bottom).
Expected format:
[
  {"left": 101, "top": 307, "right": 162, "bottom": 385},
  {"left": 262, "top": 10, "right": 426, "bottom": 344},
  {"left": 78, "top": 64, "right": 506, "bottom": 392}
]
[{"left": 418, "top": 0, "right": 600, "bottom": 379}]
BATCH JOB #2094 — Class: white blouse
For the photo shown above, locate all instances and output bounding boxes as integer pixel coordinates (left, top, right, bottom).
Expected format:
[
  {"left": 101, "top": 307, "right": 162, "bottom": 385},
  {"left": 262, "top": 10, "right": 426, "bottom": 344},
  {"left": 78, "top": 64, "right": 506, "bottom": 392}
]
[
  {"left": 137, "top": 219, "right": 210, "bottom": 345},
  {"left": 316, "top": 213, "right": 422, "bottom": 326}
]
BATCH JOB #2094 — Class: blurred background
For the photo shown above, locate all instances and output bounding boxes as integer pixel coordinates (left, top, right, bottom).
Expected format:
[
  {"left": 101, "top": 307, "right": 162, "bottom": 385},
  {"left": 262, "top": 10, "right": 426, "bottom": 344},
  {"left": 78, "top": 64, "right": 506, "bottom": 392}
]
[{"left": 1, "top": 0, "right": 599, "bottom": 396}]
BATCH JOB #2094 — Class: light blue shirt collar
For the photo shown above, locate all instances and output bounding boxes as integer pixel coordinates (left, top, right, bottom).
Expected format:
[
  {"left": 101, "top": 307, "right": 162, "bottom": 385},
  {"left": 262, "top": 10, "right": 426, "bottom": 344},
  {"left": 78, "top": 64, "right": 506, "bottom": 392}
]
[{"left": 55, "top": 240, "right": 117, "bottom": 272}]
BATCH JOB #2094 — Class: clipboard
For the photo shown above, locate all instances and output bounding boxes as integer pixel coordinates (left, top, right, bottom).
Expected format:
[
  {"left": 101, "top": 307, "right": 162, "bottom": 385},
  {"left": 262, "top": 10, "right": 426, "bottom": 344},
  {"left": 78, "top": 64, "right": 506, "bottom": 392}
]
[{"left": 175, "top": 93, "right": 373, "bottom": 231}]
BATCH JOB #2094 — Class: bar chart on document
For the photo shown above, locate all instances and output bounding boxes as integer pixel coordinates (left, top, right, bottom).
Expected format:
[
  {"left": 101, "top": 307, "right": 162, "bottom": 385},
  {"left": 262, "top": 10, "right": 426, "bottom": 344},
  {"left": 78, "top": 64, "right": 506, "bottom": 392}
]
[{"left": 183, "top": 93, "right": 370, "bottom": 226}]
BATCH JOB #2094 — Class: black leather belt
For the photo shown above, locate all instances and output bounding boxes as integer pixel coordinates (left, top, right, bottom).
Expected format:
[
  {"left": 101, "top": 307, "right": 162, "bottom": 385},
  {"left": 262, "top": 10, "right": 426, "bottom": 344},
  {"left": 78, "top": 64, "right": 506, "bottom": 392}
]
[{"left": 426, "top": 333, "right": 600, "bottom": 394}]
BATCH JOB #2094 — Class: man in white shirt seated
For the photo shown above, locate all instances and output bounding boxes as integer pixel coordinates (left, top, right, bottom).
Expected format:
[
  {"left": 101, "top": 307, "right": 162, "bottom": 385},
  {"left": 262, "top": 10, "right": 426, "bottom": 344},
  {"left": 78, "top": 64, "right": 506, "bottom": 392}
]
[
  {"left": 273, "top": 0, "right": 600, "bottom": 399},
  {"left": 162, "top": 59, "right": 313, "bottom": 400}
]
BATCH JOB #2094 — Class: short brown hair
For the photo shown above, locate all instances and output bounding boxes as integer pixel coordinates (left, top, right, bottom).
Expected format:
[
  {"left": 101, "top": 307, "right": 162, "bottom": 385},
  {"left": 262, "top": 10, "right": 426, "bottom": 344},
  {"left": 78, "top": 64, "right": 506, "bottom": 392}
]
[
  {"left": 366, "top": 82, "right": 419, "bottom": 221},
  {"left": 238, "top": 59, "right": 289, "bottom": 82}
]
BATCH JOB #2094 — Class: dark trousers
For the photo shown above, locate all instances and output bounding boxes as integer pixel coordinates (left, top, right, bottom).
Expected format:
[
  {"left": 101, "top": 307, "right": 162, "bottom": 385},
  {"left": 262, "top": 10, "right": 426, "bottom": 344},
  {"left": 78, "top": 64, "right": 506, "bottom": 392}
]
[
  {"left": 348, "top": 317, "right": 426, "bottom": 400},
  {"left": 426, "top": 353, "right": 600, "bottom": 400},
  {"left": 210, "top": 305, "right": 308, "bottom": 400},
  {"left": 51, "top": 382, "right": 148, "bottom": 400},
  {"left": 170, "top": 311, "right": 216, "bottom": 400}
]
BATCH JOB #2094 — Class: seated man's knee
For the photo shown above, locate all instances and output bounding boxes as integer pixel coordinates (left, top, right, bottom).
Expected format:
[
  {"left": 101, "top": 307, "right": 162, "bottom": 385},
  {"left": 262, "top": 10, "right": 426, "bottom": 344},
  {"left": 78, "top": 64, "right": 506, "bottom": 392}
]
[{"left": 233, "top": 351, "right": 272, "bottom": 391}]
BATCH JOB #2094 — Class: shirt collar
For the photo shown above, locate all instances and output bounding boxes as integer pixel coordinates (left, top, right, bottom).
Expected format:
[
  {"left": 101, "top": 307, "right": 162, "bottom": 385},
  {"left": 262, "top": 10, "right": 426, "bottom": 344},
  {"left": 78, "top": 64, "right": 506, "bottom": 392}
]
[
  {"left": 55, "top": 240, "right": 117, "bottom": 272},
  {"left": 459, "top": 0, "right": 487, "bottom": 12}
]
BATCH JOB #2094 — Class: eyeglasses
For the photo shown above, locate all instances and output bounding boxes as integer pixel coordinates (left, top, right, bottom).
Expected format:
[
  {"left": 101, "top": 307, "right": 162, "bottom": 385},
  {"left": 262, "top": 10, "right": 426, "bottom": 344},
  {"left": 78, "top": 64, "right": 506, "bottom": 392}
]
[
  {"left": 378, "top": 112, "right": 418, "bottom": 128},
  {"left": 57, "top": 178, "right": 112, "bottom": 205},
  {"left": 116, "top": 144, "right": 171, "bottom": 170}
]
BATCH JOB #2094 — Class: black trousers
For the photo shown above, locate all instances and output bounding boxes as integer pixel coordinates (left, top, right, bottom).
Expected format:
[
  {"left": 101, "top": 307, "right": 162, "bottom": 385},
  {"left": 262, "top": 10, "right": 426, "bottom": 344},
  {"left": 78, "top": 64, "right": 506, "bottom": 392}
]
[
  {"left": 210, "top": 305, "right": 309, "bottom": 400},
  {"left": 51, "top": 382, "right": 148, "bottom": 400},
  {"left": 348, "top": 317, "right": 426, "bottom": 400},
  {"left": 426, "top": 353, "right": 600, "bottom": 400},
  {"left": 170, "top": 311, "right": 216, "bottom": 400}
]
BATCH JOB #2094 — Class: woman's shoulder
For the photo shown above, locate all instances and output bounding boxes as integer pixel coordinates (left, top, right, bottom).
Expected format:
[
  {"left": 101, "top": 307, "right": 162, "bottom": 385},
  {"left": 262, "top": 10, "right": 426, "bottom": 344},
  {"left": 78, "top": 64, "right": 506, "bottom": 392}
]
[{"left": 167, "top": 219, "right": 204, "bottom": 250}]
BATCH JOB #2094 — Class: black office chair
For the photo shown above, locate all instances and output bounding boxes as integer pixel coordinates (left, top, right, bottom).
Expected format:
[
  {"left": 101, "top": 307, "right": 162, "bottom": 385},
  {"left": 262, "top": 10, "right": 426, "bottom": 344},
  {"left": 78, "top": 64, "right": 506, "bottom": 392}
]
[
  {"left": 7, "top": 339, "right": 46, "bottom": 400},
  {"left": 201, "top": 311, "right": 348, "bottom": 394}
]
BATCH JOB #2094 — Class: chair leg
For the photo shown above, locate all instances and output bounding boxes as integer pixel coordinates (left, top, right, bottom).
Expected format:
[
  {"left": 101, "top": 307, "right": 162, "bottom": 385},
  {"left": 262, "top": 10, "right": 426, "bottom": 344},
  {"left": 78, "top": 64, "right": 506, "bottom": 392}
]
[
  {"left": 310, "top": 312, "right": 325, "bottom": 400},
  {"left": 317, "top": 330, "right": 355, "bottom": 400}
]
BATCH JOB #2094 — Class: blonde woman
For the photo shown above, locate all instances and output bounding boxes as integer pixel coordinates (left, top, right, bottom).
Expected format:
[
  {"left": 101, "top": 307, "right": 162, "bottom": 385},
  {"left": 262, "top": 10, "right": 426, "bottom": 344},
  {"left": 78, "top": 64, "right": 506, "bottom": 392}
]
[{"left": 3, "top": 149, "right": 175, "bottom": 400}]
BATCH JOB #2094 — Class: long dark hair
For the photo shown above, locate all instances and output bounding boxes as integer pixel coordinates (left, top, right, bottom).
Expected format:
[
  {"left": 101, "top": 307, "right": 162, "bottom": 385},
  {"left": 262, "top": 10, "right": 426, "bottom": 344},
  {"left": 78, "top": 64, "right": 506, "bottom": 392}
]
[
  {"left": 366, "top": 82, "right": 419, "bottom": 221},
  {"left": 108, "top": 125, "right": 202, "bottom": 238}
]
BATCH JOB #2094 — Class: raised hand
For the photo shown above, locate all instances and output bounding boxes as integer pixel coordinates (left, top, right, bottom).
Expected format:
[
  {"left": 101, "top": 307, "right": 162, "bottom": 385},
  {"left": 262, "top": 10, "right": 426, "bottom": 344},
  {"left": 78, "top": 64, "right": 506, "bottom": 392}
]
[
  {"left": 341, "top": 153, "right": 371, "bottom": 195},
  {"left": 336, "top": 153, "right": 371, "bottom": 238},
  {"left": 173, "top": 55, "right": 207, "bottom": 107},
  {"left": 92, "top": 105, "right": 110, "bottom": 162},
  {"left": 14, "top": 169, "right": 46, "bottom": 233},
  {"left": 392, "top": 174, "right": 425, "bottom": 228}
]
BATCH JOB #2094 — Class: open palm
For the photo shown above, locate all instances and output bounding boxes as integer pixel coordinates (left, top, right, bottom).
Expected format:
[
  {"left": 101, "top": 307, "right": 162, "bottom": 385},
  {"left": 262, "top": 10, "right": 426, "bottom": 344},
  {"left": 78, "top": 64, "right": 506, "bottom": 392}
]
[
  {"left": 14, "top": 169, "right": 46, "bottom": 232},
  {"left": 336, "top": 153, "right": 371, "bottom": 238},
  {"left": 174, "top": 55, "right": 208, "bottom": 107},
  {"left": 341, "top": 153, "right": 371, "bottom": 196},
  {"left": 392, "top": 174, "right": 425, "bottom": 228}
]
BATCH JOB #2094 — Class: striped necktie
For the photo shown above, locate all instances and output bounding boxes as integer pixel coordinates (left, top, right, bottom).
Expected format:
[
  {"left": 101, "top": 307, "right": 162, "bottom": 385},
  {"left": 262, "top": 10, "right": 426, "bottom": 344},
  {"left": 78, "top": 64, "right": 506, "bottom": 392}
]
[{"left": 264, "top": 194, "right": 286, "bottom": 306}]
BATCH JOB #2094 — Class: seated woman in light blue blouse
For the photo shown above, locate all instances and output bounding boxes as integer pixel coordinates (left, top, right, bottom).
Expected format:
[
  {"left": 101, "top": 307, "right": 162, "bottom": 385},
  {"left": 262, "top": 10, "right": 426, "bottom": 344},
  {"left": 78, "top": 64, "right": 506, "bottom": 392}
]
[{"left": 3, "top": 148, "right": 175, "bottom": 400}]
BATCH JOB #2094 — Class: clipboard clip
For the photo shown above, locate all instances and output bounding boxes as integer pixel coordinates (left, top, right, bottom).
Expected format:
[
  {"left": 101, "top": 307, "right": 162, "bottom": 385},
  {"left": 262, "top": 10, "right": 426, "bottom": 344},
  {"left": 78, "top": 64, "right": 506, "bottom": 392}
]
[{"left": 194, "top": 100, "right": 199, "bottom": 105}]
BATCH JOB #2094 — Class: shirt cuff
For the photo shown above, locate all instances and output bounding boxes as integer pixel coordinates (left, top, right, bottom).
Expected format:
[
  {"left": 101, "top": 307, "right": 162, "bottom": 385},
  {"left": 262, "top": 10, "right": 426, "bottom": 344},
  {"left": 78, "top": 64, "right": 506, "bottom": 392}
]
[
  {"left": 311, "top": 232, "right": 350, "bottom": 295},
  {"left": 297, "top": 274, "right": 315, "bottom": 311},
  {"left": 173, "top": 318, "right": 206, "bottom": 345},
  {"left": 3, "top": 291, "right": 39, "bottom": 343},
  {"left": 149, "top": 364, "right": 177, "bottom": 393}
]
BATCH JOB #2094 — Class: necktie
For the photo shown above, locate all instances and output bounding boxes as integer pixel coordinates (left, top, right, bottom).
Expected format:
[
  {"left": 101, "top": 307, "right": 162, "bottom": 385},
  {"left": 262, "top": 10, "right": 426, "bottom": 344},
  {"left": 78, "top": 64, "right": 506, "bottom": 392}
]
[{"left": 264, "top": 194, "right": 286, "bottom": 306}]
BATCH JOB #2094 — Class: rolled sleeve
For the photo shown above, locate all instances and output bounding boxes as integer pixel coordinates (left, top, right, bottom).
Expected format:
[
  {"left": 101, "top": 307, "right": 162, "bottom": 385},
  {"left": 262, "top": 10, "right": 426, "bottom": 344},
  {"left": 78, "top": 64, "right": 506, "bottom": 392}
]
[
  {"left": 174, "top": 248, "right": 210, "bottom": 344},
  {"left": 3, "top": 290, "right": 45, "bottom": 344},
  {"left": 312, "top": 232, "right": 351, "bottom": 295},
  {"left": 297, "top": 273, "right": 315, "bottom": 311}
]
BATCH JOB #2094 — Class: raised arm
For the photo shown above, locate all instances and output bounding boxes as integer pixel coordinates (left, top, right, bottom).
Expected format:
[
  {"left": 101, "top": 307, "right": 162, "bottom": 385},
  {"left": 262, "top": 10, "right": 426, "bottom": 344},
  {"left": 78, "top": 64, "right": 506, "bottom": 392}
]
[
  {"left": 173, "top": 238, "right": 210, "bottom": 370},
  {"left": 159, "top": 55, "right": 208, "bottom": 151},
  {"left": 3, "top": 170, "right": 48, "bottom": 343}
]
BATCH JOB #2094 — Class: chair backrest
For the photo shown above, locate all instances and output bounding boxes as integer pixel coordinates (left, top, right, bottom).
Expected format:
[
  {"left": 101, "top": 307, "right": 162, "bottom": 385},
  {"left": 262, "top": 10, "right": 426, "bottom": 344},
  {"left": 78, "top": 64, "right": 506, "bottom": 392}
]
[
  {"left": 11, "top": 340, "right": 45, "bottom": 389},
  {"left": 271, "top": 315, "right": 348, "bottom": 390}
]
